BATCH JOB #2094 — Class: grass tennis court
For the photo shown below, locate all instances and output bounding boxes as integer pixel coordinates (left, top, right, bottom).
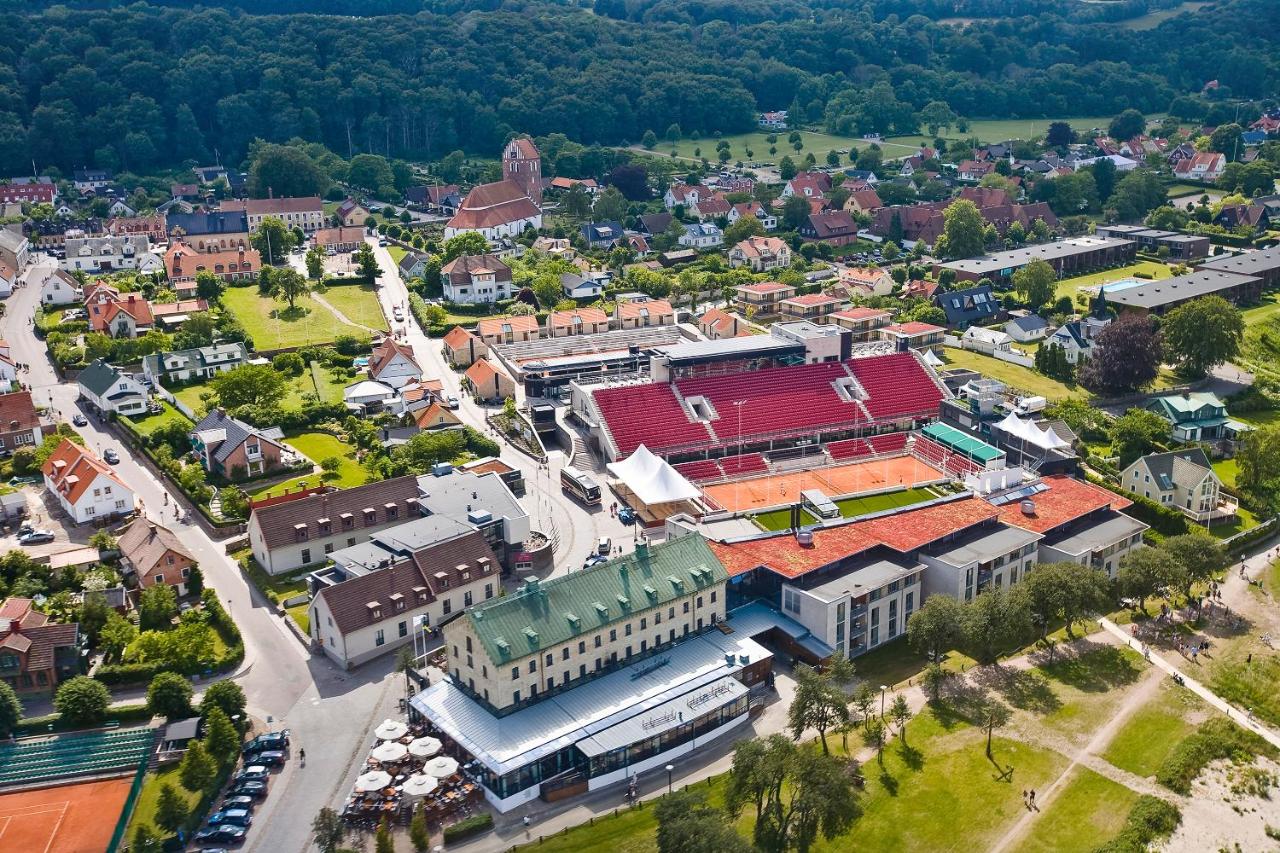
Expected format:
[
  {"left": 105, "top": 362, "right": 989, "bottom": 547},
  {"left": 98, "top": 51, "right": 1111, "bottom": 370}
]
[
  {"left": 0, "top": 777, "right": 132, "bottom": 853},
  {"left": 752, "top": 486, "right": 939, "bottom": 531},
  {"left": 702, "top": 454, "right": 946, "bottom": 514}
]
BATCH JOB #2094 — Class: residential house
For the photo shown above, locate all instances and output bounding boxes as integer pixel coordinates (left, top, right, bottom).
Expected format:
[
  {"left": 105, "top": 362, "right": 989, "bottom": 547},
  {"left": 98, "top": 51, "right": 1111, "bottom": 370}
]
[
  {"left": 441, "top": 254, "right": 514, "bottom": 305},
  {"left": 782, "top": 171, "right": 831, "bottom": 200},
  {"left": 580, "top": 221, "right": 626, "bottom": 249},
  {"left": 1172, "top": 152, "right": 1226, "bottom": 182},
  {"left": 39, "top": 269, "right": 80, "bottom": 306},
  {"left": 336, "top": 198, "right": 371, "bottom": 227},
  {"left": 844, "top": 169, "right": 880, "bottom": 186},
  {"left": 1143, "top": 391, "right": 1250, "bottom": 444},
  {"left": 1005, "top": 314, "right": 1048, "bottom": 342},
  {"left": 835, "top": 266, "right": 894, "bottom": 298},
  {"left": 222, "top": 196, "right": 325, "bottom": 233},
  {"left": 476, "top": 315, "right": 541, "bottom": 347},
  {"left": 73, "top": 169, "right": 113, "bottom": 194},
  {"left": 0, "top": 598, "right": 79, "bottom": 693},
  {"left": 117, "top": 518, "right": 198, "bottom": 596},
  {"left": 190, "top": 408, "right": 287, "bottom": 480},
  {"left": 170, "top": 183, "right": 202, "bottom": 202},
  {"left": 0, "top": 179, "right": 55, "bottom": 205},
  {"left": 663, "top": 183, "right": 705, "bottom": 211},
  {"left": 679, "top": 223, "right": 723, "bottom": 249},
  {"left": 41, "top": 439, "right": 135, "bottom": 524},
  {"left": 0, "top": 391, "right": 50, "bottom": 455},
  {"left": 106, "top": 215, "right": 166, "bottom": 242},
  {"left": 699, "top": 308, "right": 750, "bottom": 339},
  {"left": 1044, "top": 321, "right": 1093, "bottom": 364},
  {"left": 638, "top": 212, "right": 674, "bottom": 236},
  {"left": 315, "top": 226, "right": 366, "bottom": 253},
  {"left": 442, "top": 326, "right": 488, "bottom": 368},
  {"left": 1215, "top": 203, "right": 1269, "bottom": 233},
  {"left": 934, "top": 284, "right": 1001, "bottom": 329},
  {"left": 957, "top": 160, "right": 996, "bottom": 182},
  {"left": 780, "top": 293, "right": 843, "bottom": 324},
  {"left": 165, "top": 241, "right": 260, "bottom": 295},
  {"left": 843, "top": 188, "right": 883, "bottom": 215},
  {"left": 547, "top": 307, "right": 610, "bottom": 338},
  {"left": 0, "top": 228, "right": 30, "bottom": 273},
  {"left": 464, "top": 359, "right": 516, "bottom": 402},
  {"left": 1121, "top": 449, "right": 1234, "bottom": 524},
  {"left": 727, "top": 202, "right": 777, "bottom": 231},
  {"left": 344, "top": 380, "right": 401, "bottom": 415},
  {"left": 530, "top": 237, "right": 575, "bottom": 260},
  {"left": 693, "top": 196, "right": 731, "bottom": 221},
  {"left": 734, "top": 281, "right": 796, "bottom": 318},
  {"left": 106, "top": 199, "right": 136, "bottom": 218},
  {"left": 76, "top": 359, "right": 147, "bottom": 416},
  {"left": 728, "top": 236, "right": 791, "bottom": 273},
  {"left": 615, "top": 298, "right": 674, "bottom": 329},
  {"left": 759, "top": 110, "right": 788, "bottom": 129},
  {"left": 88, "top": 294, "right": 154, "bottom": 338},
  {"left": 560, "top": 272, "right": 603, "bottom": 301},
  {"left": 875, "top": 321, "right": 946, "bottom": 350},
  {"left": 0, "top": 262, "right": 13, "bottom": 298},
  {"left": 310, "top": 527, "right": 502, "bottom": 669},
  {"left": 142, "top": 343, "right": 249, "bottom": 385},
  {"left": 830, "top": 307, "right": 891, "bottom": 342},
  {"left": 901, "top": 279, "right": 939, "bottom": 301},
  {"left": 397, "top": 251, "right": 430, "bottom": 281},
  {"left": 405, "top": 185, "right": 462, "bottom": 213},
  {"left": 165, "top": 210, "right": 250, "bottom": 253},
  {"left": 60, "top": 235, "right": 150, "bottom": 274},
  {"left": 367, "top": 337, "right": 423, "bottom": 390},
  {"left": 961, "top": 326, "right": 1014, "bottom": 354},
  {"left": 192, "top": 165, "right": 228, "bottom": 185},
  {"left": 799, "top": 210, "right": 858, "bottom": 246},
  {"left": 548, "top": 177, "right": 599, "bottom": 195},
  {"left": 414, "top": 400, "right": 463, "bottom": 432}
]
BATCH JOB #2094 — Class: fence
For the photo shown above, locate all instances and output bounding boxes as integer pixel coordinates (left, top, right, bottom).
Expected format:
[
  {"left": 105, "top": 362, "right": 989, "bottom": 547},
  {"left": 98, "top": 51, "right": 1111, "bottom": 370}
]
[
  {"left": 153, "top": 384, "right": 197, "bottom": 420},
  {"left": 992, "top": 348, "right": 1035, "bottom": 368},
  {"left": 105, "top": 732, "right": 155, "bottom": 853}
]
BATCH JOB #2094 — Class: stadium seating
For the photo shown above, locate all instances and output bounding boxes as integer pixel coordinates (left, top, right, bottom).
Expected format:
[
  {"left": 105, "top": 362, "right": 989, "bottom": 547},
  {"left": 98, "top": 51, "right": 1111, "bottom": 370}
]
[
  {"left": 593, "top": 382, "right": 712, "bottom": 455},
  {"left": 826, "top": 438, "right": 874, "bottom": 461},
  {"left": 846, "top": 352, "right": 945, "bottom": 421},
  {"left": 675, "top": 362, "right": 865, "bottom": 442},
  {"left": 0, "top": 727, "right": 155, "bottom": 787},
  {"left": 910, "top": 435, "right": 983, "bottom": 478},
  {"left": 717, "top": 453, "right": 768, "bottom": 476},
  {"left": 672, "top": 459, "right": 724, "bottom": 483},
  {"left": 867, "top": 432, "right": 909, "bottom": 454}
]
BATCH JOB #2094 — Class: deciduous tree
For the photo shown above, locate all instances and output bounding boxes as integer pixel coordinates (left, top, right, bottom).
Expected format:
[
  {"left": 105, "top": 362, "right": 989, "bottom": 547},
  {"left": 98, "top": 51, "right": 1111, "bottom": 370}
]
[
  {"left": 1109, "top": 407, "right": 1170, "bottom": 467},
  {"left": 1011, "top": 258, "right": 1056, "bottom": 309},
  {"left": 906, "top": 593, "right": 962, "bottom": 662},
  {"left": 138, "top": 583, "right": 179, "bottom": 632},
  {"left": 1078, "top": 314, "right": 1162, "bottom": 395},
  {"left": 0, "top": 682, "right": 22, "bottom": 738},
  {"left": 147, "top": 671, "right": 194, "bottom": 719},
  {"left": 209, "top": 363, "right": 288, "bottom": 410},
  {"left": 54, "top": 676, "right": 110, "bottom": 727},
  {"left": 656, "top": 788, "right": 751, "bottom": 853},
  {"left": 940, "top": 199, "right": 985, "bottom": 259},
  {"left": 1161, "top": 295, "right": 1243, "bottom": 377}
]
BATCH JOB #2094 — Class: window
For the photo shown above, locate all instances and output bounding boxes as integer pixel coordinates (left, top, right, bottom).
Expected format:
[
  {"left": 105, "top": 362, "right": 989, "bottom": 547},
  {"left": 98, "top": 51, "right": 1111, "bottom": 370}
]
[
  {"left": 375, "top": 629, "right": 385, "bottom": 646},
  {"left": 683, "top": 601, "right": 690, "bottom": 614},
  {"left": 545, "top": 653, "right": 553, "bottom": 667},
  {"left": 485, "top": 583, "right": 494, "bottom": 599},
  {"left": 154, "top": 574, "right": 164, "bottom": 585},
  {"left": 578, "top": 641, "right": 585, "bottom": 654},
  {"left": 464, "top": 591, "right": 473, "bottom": 607},
  {"left": 594, "top": 635, "right": 601, "bottom": 648},
  {"left": 513, "top": 690, "right": 520, "bottom": 704},
  {"left": 696, "top": 596, "right": 703, "bottom": 609},
  {"left": 711, "top": 590, "right": 717, "bottom": 603},
  {"left": 348, "top": 538, "right": 357, "bottom": 547},
  {"left": 511, "top": 666, "right": 519, "bottom": 680},
  {"left": 579, "top": 664, "right": 586, "bottom": 679},
  {"left": 546, "top": 675, "right": 554, "bottom": 688},
  {"left": 324, "top": 543, "right": 334, "bottom": 554},
  {"left": 528, "top": 660, "right": 537, "bottom": 674},
  {"left": 442, "top": 600, "right": 452, "bottom": 615},
  {"left": 300, "top": 548, "right": 311, "bottom": 564},
  {"left": 625, "top": 624, "right": 632, "bottom": 636},
  {"left": 399, "top": 621, "right": 408, "bottom": 638},
  {"left": 561, "top": 648, "right": 569, "bottom": 661},
  {"left": 782, "top": 588, "right": 801, "bottom": 615}
]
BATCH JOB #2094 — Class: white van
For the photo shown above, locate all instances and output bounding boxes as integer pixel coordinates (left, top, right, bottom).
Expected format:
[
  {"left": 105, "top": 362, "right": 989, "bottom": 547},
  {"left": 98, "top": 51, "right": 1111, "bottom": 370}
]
[{"left": 597, "top": 537, "right": 612, "bottom": 555}]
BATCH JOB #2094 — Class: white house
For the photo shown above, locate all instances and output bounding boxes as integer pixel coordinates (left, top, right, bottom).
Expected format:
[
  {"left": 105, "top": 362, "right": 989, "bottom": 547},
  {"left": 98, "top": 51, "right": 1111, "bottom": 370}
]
[
  {"left": 1004, "top": 314, "right": 1048, "bottom": 342},
  {"left": 0, "top": 263, "right": 14, "bottom": 298},
  {"left": 1121, "top": 448, "right": 1235, "bottom": 524},
  {"left": 76, "top": 359, "right": 148, "bottom": 416},
  {"left": 0, "top": 228, "right": 29, "bottom": 274},
  {"left": 60, "top": 235, "right": 150, "bottom": 274},
  {"left": 368, "top": 338, "right": 423, "bottom": 390},
  {"left": 679, "top": 223, "right": 723, "bottom": 249},
  {"left": 440, "top": 254, "right": 514, "bottom": 306},
  {"left": 41, "top": 439, "right": 135, "bottom": 524},
  {"left": 663, "top": 183, "right": 704, "bottom": 211},
  {"left": 40, "top": 270, "right": 80, "bottom": 306},
  {"left": 343, "top": 380, "right": 402, "bottom": 415},
  {"left": 1045, "top": 321, "right": 1092, "bottom": 364},
  {"left": 142, "top": 343, "right": 249, "bottom": 385},
  {"left": 961, "top": 326, "right": 1013, "bottom": 354},
  {"left": 560, "top": 273, "right": 603, "bottom": 299}
]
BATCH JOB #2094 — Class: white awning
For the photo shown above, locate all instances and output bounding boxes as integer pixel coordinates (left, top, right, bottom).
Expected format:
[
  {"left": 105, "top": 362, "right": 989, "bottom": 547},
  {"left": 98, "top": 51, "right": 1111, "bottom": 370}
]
[
  {"left": 922, "top": 349, "right": 944, "bottom": 367},
  {"left": 606, "top": 444, "right": 701, "bottom": 505},
  {"left": 995, "top": 412, "right": 1071, "bottom": 451}
]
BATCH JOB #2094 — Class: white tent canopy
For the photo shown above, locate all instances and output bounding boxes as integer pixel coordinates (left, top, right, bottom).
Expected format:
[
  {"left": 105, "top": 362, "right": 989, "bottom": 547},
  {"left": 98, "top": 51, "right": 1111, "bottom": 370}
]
[
  {"left": 371, "top": 741, "right": 408, "bottom": 763},
  {"left": 995, "top": 412, "right": 1071, "bottom": 451},
  {"left": 402, "top": 774, "right": 439, "bottom": 798},
  {"left": 354, "top": 770, "right": 392, "bottom": 792},
  {"left": 606, "top": 444, "right": 702, "bottom": 506},
  {"left": 922, "top": 348, "right": 944, "bottom": 368},
  {"left": 408, "top": 736, "right": 442, "bottom": 758}
]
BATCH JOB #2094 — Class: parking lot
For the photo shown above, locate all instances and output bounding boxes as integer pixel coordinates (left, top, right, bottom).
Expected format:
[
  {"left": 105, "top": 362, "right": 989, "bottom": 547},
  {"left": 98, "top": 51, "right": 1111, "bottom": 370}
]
[{"left": 0, "top": 486, "right": 97, "bottom": 558}]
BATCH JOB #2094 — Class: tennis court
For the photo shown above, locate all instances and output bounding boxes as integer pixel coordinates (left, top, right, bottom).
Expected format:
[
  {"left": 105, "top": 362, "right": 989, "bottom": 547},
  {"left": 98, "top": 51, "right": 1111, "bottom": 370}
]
[
  {"left": 0, "top": 777, "right": 132, "bottom": 853},
  {"left": 701, "top": 454, "right": 948, "bottom": 513}
]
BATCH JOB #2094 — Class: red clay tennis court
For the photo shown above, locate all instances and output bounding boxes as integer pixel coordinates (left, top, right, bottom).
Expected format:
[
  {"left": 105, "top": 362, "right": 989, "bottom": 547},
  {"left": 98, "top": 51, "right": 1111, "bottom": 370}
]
[
  {"left": 0, "top": 777, "right": 132, "bottom": 853},
  {"left": 701, "top": 454, "right": 948, "bottom": 513}
]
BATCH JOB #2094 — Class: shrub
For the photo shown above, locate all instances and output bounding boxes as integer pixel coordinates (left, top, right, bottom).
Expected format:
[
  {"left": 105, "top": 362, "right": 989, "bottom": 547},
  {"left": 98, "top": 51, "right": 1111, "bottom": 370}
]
[
  {"left": 273, "top": 352, "right": 305, "bottom": 375},
  {"left": 1156, "top": 717, "right": 1276, "bottom": 794},
  {"left": 1092, "top": 795, "right": 1180, "bottom": 853},
  {"left": 54, "top": 676, "right": 111, "bottom": 727},
  {"left": 441, "top": 813, "right": 493, "bottom": 842},
  {"left": 95, "top": 662, "right": 161, "bottom": 686}
]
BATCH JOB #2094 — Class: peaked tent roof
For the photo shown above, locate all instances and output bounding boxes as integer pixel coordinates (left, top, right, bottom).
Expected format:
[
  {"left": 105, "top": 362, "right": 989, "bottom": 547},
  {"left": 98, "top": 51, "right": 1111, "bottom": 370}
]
[
  {"left": 994, "top": 412, "right": 1071, "bottom": 451},
  {"left": 606, "top": 444, "right": 701, "bottom": 505}
]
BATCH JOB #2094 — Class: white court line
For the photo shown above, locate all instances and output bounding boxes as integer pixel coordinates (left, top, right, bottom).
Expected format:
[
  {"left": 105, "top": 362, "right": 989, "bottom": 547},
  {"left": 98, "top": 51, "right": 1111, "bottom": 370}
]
[
  {"left": 0, "top": 805, "right": 67, "bottom": 818},
  {"left": 42, "top": 801, "right": 69, "bottom": 853},
  {"left": 0, "top": 815, "right": 11, "bottom": 841}
]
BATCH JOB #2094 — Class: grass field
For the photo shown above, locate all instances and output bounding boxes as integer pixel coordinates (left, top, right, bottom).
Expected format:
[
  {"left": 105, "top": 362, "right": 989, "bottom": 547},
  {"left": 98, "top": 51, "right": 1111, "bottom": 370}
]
[
  {"left": 171, "top": 362, "right": 347, "bottom": 416},
  {"left": 320, "top": 283, "right": 388, "bottom": 330},
  {"left": 1054, "top": 261, "right": 1172, "bottom": 303},
  {"left": 223, "top": 287, "right": 354, "bottom": 349},
  {"left": 1031, "top": 647, "right": 1144, "bottom": 741},
  {"left": 127, "top": 765, "right": 200, "bottom": 842},
  {"left": 249, "top": 431, "right": 368, "bottom": 499},
  {"left": 939, "top": 348, "right": 1086, "bottom": 400},
  {"left": 655, "top": 130, "right": 910, "bottom": 164},
  {"left": 1010, "top": 766, "right": 1140, "bottom": 853},
  {"left": 1101, "top": 682, "right": 1205, "bottom": 778},
  {"left": 1121, "top": 0, "right": 1210, "bottom": 29},
  {"left": 124, "top": 402, "right": 192, "bottom": 437},
  {"left": 387, "top": 245, "right": 407, "bottom": 267},
  {"left": 753, "top": 486, "right": 938, "bottom": 531}
]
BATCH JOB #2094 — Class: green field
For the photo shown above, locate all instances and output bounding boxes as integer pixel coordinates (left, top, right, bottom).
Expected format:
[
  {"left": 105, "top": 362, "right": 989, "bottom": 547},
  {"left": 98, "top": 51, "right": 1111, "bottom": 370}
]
[
  {"left": 752, "top": 486, "right": 938, "bottom": 531},
  {"left": 939, "top": 348, "right": 1086, "bottom": 401},
  {"left": 250, "top": 431, "right": 368, "bottom": 499},
  {"left": 1101, "top": 683, "right": 1205, "bottom": 778},
  {"left": 655, "top": 129, "right": 909, "bottom": 164},
  {"left": 124, "top": 402, "right": 192, "bottom": 437},
  {"left": 1009, "top": 767, "right": 1141, "bottom": 853},
  {"left": 1054, "top": 261, "right": 1172, "bottom": 304},
  {"left": 171, "top": 362, "right": 347, "bottom": 417},
  {"left": 319, "top": 282, "right": 388, "bottom": 330},
  {"left": 223, "top": 286, "right": 354, "bottom": 349},
  {"left": 1121, "top": 0, "right": 1211, "bottom": 29}
]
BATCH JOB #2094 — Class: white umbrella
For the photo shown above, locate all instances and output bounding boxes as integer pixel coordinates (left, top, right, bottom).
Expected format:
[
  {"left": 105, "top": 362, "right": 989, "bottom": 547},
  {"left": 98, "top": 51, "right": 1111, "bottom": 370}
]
[
  {"left": 423, "top": 755, "right": 459, "bottom": 778},
  {"left": 401, "top": 774, "right": 438, "bottom": 798},
  {"left": 354, "top": 770, "right": 392, "bottom": 793},
  {"left": 408, "top": 736, "right": 442, "bottom": 758},
  {"left": 371, "top": 741, "right": 408, "bottom": 763},
  {"left": 374, "top": 719, "right": 409, "bottom": 741}
]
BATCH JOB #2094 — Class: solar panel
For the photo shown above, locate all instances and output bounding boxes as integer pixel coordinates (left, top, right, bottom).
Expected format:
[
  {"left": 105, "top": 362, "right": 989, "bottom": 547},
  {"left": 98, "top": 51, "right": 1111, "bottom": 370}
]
[{"left": 987, "top": 482, "right": 1049, "bottom": 506}]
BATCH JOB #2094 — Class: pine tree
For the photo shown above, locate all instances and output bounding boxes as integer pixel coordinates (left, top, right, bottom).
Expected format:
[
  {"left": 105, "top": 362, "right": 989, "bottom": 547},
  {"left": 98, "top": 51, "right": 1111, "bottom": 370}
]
[
  {"left": 179, "top": 740, "right": 215, "bottom": 793},
  {"left": 155, "top": 783, "right": 189, "bottom": 833},
  {"left": 409, "top": 805, "right": 430, "bottom": 852}
]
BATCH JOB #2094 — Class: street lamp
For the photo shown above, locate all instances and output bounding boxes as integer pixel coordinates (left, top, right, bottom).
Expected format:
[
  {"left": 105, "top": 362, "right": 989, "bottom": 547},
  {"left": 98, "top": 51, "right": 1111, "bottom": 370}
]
[
  {"left": 665, "top": 764, "right": 674, "bottom": 794},
  {"left": 880, "top": 685, "right": 888, "bottom": 719}
]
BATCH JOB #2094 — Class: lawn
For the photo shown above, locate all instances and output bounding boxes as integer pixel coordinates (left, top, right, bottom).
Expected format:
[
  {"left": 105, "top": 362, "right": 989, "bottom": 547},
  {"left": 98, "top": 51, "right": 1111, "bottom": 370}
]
[
  {"left": 1101, "top": 682, "right": 1205, "bottom": 778},
  {"left": 171, "top": 362, "right": 347, "bottom": 417},
  {"left": 939, "top": 348, "right": 1086, "bottom": 401},
  {"left": 1017, "top": 646, "right": 1144, "bottom": 743},
  {"left": 655, "top": 130, "right": 907, "bottom": 165},
  {"left": 222, "top": 286, "right": 353, "bottom": 349},
  {"left": 124, "top": 402, "right": 192, "bottom": 437},
  {"left": 1240, "top": 292, "right": 1280, "bottom": 328},
  {"left": 126, "top": 765, "right": 201, "bottom": 841},
  {"left": 287, "top": 602, "right": 310, "bottom": 634},
  {"left": 387, "top": 245, "right": 407, "bottom": 267},
  {"left": 1166, "top": 182, "right": 1210, "bottom": 199},
  {"left": 249, "top": 431, "right": 368, "bottom": 500},
  {"left": 752, "top": 486, "right": 938, "bottom": 531},
  {"left": 319, "top": 282, "right": 388, "bottom": 330},
  {"left": 1053, "top": 261, "right": 1172, "bottom": 304},
  {"left": 1009, "top": 766, "right": 1140, "bottom": 853}
]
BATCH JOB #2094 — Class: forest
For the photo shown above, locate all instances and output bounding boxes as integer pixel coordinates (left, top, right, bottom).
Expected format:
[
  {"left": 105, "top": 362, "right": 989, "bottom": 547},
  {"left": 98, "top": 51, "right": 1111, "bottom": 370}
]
[{"left": 0, "top": 0, "right": 1274, "bottom": 175}]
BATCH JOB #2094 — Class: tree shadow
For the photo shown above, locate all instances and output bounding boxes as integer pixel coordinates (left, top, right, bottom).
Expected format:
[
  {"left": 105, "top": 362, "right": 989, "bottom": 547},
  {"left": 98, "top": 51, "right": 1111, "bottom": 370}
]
[
  {"left": 930, "top": 677, "right": 993, "bottom": 729},
  {"left": 271, "top": 305, "right": 310, "bottom": 322},
  {"left": 898, "top": 742, "right": 925, "bottom": 772},
  {"left": 969, "top": 666, "right": 1062, "bottom": 714},
  {"left": 988, "top": 753, "right": 1015, "bottom": 784},
  {"left": 878, "top": 768, "right": 899, "bottom": 797},
  {"left": 1031, "top": 644, "right": 1141, "bottom": 693}
]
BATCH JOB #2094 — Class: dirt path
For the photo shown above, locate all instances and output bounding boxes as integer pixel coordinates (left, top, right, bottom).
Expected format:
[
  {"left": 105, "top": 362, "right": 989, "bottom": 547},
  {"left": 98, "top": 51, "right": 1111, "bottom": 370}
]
[{"left": 310, "top": 289, "right": 384, "bottom": 334}]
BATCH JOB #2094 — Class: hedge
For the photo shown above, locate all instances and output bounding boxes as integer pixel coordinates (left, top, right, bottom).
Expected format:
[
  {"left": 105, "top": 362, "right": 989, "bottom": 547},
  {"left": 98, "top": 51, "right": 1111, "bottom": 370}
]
[
  {"left": 15, "top": 703, "right": 152, "bottom": 736},
  {"left": 1084, "top": 472, "right": 1189, "bottom": 537},
  {"left": 1155, "top": 717, "right": 1276, "bottom": 794},
  {"left": 442, "top": 813, "right": 493, "bottom": 842},
  {"left": 1091, "top": 795, "right": 1180, "bottom": 853},
  {"left": 96, "top": 662, "right": 162, "bottom": 686}
]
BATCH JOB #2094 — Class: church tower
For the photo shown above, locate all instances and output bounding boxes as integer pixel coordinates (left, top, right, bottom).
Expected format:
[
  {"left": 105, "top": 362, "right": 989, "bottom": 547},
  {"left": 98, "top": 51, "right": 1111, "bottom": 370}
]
[{"left": 502, "top": 137, "right": 542, "bottom": 207}]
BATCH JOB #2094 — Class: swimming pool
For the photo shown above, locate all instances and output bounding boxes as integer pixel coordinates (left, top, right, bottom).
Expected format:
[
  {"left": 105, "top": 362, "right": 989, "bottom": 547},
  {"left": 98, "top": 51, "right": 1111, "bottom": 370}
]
[{"left": 1096, "top": 277, "right": 1149, "bottom": 294}]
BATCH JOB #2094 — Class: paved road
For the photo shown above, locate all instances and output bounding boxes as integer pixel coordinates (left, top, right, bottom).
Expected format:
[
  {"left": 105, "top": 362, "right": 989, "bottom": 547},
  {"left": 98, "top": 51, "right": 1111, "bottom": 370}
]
[{"left": 12, "top": 258, "right": 404, "bottom": 852}]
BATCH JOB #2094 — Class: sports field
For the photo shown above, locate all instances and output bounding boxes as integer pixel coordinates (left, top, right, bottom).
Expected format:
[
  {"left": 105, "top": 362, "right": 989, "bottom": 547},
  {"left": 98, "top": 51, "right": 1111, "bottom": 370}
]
[
  {"left": 0, "top": 777, "right": 132, "bottom": 853},
  {"left": 701, "top": 454, "right": 947, "bottom": 513}
]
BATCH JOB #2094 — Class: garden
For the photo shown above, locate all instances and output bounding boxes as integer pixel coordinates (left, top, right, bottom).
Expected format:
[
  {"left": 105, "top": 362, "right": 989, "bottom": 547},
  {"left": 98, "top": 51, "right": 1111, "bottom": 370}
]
[
  {"left": 249, "top": 431, "right": 368, "bottom": 500},
  {"left": 222, "top": 284, "right": 379, "bottom": 350}
]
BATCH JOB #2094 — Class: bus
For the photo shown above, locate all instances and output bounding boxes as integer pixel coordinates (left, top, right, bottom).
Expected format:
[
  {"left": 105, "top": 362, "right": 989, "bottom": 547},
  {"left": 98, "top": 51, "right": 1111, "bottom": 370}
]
[{"left": 560, "top": 466, "right": 601, "bottom": 505}]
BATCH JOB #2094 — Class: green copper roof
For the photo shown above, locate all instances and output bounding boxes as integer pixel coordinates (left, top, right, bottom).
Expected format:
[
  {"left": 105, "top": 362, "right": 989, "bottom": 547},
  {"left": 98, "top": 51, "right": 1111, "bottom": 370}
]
[
  {"left": 465, "top": 534, "right": 727, "bottom": 665},
  {"left": 922, "top": 422, "right": 1005, "bottom": 463},
  {"left": 1152, "top": 391, "right": 1225, "bottom": 415}
]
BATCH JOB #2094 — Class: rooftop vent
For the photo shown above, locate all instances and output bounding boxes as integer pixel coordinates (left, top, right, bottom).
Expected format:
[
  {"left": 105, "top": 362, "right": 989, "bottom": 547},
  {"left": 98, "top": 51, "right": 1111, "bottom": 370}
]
[
  {"left": 796, "top": 530, "right": 814, "bottom": 547},
  {"left": 1020, "top": 500, "right": 1037, "bottom": 516}
]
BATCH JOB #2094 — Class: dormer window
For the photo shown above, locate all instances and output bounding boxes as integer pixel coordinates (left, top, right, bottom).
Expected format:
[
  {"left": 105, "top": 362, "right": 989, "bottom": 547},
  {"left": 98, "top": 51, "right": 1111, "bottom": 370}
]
[
  {"left": 318, "top": 517, "right": 331, "bottom": 534},
  {"left": 385, "top": 502, "right": 398, "bottom": 520},
  {"left": 367, "top": 601, "right": 382, "bottom": 620},
  {"left": 294, "top": 524, "right": 308, "bottom": 542},
  {"left": 363, "top": 508, "right": 376, "bottom": 524},
  {"left": 341, "top": 513, "right": 354, "bottom": 529}
]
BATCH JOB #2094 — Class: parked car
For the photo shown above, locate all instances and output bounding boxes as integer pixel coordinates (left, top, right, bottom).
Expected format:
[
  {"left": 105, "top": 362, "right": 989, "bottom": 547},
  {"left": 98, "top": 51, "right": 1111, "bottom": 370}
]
[
  {"left": 103, "top": 449, "right": 120, "bottom": 464},
  {"left": 243, "top": 731, "right": 290, "bottom": 757},
  {"left": 221, "top": 796, "right": 257, "bottom": 812},
  {"left": 254, "top": 750, "right": 286, "bottom": 768},
  {"left": 194, "top": 825, "right": 247, "bottom": 846},
  {"left": 618, "top": 506, "right": 636, "bottom": 525},
  {"left": 18, "top": 530, "right": 55, "bottom": 545},
  {"left": 233, "top": 765, "right": 269, "bottom": 785},
  {"left": 228, "top": 780, "right": 267, "bottom": 799},
  {"left": 582, "top": 555, "right": 608, "bottom": 570},
  {"left": 392, "top": 306, "right": 404, "bottom": 321},
  {"left": 444, "top": 393, "right": 460, "bottom": 409},
  {"left": 207, "top": 809, "right": 253, "bottom": 828},
  {"left": 72, "top": 414, "right": 88, "bottom": 426}
]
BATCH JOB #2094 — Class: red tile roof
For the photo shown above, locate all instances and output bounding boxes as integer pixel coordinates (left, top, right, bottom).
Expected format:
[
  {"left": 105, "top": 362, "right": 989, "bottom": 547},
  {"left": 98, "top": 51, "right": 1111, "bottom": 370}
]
[
  {"left": 447, "top": 180, "right": 539, "bottom": 231},
  {"left": 991, "top": 475, "right": 1131, "bottom": 534},
  {"left": 882, "top": 322, "right": 944, "bottom": 336},
  {"left": 442, "top": 325, "right": 478, "bottom": 349},
  {"left": 782, "top": 293, "right": 842, "bottom": 307},
  {"left": 41, "top": 439, "right": 126, "bottom": 506},
  {"left": 0, "top": 390, "right": 41, "bottom": 434},
  {"left": 831, "top": 307, "right": 891, "bottom": 321}
]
